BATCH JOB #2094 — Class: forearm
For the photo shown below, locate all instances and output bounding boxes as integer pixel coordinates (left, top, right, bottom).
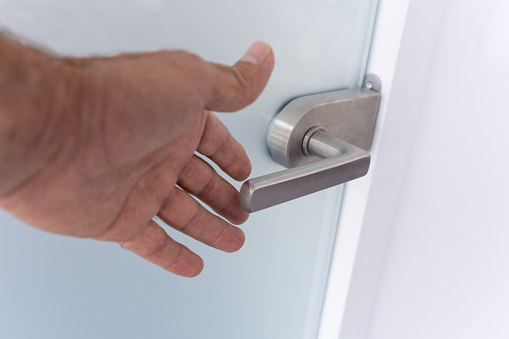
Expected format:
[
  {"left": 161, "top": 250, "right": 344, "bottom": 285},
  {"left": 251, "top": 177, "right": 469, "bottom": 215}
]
[{"left": 0, "top": 33, "right": 76, "bottom": 197}]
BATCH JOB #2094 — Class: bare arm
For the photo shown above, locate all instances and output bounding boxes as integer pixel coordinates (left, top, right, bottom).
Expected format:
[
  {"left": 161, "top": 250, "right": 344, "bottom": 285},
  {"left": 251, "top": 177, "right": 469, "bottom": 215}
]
[{"left": 0, "top": 33, "right": 274, "bottom": 277}]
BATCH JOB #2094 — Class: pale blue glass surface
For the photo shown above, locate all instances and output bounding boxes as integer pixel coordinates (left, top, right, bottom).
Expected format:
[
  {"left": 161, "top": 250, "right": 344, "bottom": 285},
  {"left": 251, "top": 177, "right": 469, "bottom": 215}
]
[{"left": 0, "top": 1, "right": 377, "bottom": 338}]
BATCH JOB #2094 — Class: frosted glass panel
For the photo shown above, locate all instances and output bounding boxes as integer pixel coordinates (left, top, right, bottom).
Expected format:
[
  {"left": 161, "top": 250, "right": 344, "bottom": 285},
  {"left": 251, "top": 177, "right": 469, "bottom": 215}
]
[{"left": 0, "top": 1, "right": 378, "bottom": 338}]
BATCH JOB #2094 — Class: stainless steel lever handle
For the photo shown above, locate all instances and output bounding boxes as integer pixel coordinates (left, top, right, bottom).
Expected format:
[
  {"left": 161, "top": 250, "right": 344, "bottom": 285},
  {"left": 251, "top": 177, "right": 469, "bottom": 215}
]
[
  {"left": 239, "top": 75, "right": 381, "bottom": 213},
  {"left": 239, "top": 129, "right": 370, "bottom": 212}
]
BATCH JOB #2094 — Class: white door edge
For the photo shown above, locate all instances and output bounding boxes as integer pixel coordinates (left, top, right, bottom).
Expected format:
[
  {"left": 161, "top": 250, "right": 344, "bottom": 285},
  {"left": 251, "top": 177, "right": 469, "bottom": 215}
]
[{"left": 318, "top": 1, "right": 411, "bottom": 338}]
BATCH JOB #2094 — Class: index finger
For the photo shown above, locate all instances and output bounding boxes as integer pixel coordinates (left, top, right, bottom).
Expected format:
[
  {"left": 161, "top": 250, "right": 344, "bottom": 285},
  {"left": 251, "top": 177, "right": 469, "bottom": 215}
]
[{"left": 197, "top": 111, "right": 251, "bottom": 181}]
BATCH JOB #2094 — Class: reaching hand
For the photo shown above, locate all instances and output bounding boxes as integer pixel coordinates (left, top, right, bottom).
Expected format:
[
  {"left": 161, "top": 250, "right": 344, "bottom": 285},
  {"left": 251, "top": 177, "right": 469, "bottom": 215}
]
[{"left": 0, "top": 39, "right": 275, "bottom": 277}]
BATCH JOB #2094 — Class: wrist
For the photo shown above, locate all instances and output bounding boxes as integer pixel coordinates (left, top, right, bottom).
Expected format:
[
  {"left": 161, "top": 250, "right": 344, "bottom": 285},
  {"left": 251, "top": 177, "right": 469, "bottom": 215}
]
[{"left": 0, "top": 49, "right": 81, "bottom": 198}]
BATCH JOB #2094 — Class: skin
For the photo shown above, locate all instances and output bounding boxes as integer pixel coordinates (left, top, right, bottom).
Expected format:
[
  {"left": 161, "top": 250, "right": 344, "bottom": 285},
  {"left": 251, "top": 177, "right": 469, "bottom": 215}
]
[{"left": 0, "top": 34, "right": 275, "bottom": 277}]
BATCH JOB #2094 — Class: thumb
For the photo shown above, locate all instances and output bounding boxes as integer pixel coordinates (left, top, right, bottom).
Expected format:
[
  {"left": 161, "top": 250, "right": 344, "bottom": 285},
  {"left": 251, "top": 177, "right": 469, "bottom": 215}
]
[{"left": 204, "top": 41, "right": 275, "bottom": 112}]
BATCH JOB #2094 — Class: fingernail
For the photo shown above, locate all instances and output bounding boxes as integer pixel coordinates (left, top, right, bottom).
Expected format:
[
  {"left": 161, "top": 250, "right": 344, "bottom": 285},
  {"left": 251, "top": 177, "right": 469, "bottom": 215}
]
[{"left": 240, "top": 41, "right": 271, "bottom": 65}]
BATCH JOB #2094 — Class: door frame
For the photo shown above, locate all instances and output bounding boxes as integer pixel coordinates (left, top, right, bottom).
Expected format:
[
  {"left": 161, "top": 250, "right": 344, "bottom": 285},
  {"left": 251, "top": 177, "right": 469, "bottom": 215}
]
[{"left": 317, "top": 0, "right": 414, "bottom": 337}]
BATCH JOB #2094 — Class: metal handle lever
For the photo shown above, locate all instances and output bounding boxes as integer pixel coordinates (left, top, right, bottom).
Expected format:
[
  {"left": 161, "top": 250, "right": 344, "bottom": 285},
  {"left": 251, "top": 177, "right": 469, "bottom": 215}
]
[
  {"left": 239, "top": 129, "right": 370, "bottom": 213},
  {"left": 239, "top": 75, "right": 381, "bottom": 213}
]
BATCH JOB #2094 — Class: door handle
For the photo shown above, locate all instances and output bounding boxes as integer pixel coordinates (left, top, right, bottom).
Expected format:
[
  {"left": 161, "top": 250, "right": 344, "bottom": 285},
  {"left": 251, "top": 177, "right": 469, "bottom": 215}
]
[{"left": 239, "top": 75, "right": 381, "bottom": 213}]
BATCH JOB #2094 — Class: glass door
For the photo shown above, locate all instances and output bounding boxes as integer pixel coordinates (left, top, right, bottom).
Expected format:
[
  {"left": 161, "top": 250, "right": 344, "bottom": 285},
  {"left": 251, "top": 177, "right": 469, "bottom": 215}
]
[{"left": 0, "top": 1, "right": 378, "bottom": 338}]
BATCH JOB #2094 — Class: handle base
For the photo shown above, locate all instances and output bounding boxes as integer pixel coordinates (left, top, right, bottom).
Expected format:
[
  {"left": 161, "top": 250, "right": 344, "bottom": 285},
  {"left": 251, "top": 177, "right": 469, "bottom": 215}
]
[
  {"left": 269, "top": 75, "right": 381, "bottom": 168},
  {"left": 240, "top": 75, "right": 381, "bottom": 213}
]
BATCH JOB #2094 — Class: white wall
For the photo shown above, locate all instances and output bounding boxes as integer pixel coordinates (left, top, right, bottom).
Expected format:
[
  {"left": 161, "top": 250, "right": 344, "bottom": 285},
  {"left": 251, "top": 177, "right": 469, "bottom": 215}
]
[{"left": 341, "top": 0, "right": 509, "bottom": 338}]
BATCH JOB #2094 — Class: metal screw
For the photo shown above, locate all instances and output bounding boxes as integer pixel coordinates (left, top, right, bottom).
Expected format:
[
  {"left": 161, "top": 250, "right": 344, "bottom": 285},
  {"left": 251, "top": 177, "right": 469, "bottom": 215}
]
[{"left": 365, "top": 81, "right": 374, "bottom": 90}]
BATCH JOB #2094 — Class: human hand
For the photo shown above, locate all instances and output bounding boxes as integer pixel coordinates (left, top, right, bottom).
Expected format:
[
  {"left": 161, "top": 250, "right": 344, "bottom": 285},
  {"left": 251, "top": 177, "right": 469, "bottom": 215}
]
[{"left": 0, "top": 40, "right": 274, "bottom": 277}]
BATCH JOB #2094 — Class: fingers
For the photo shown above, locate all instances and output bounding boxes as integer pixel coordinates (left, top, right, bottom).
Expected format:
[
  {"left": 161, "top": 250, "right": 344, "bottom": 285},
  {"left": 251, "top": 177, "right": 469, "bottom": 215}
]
[
  {"left": 178, "top": 154, "right": 248, "bottom": 225},
  {"left": 197, "top": 112, "right": 251, "bottom": 181},
  {"left": 204, "top": 41, "right": 275, "bottom": 112},
  {"left": 120, "top": 220, "right": 204, "bottom": 277},
  {"left": 158, "top": 188, "right": 245, "bottom": 253}
]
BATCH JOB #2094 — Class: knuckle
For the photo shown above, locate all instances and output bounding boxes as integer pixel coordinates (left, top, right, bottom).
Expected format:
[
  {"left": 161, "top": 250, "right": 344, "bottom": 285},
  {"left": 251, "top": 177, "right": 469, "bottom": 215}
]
[
  {"left": 231, "top": 67, "right": 257, "bottom": 104},
  {"left": 178, "top": 204, "right": 201, "bottom": 232},
  {"left": 208, "top": 224, "right": 226, "bottom": 248},
  {"left": 144, "top": 237, "right": 168, "bottom": 262},
  {"left": 196, "top": 172, "right": 217, "bottom": 198},
  {"left": 155, "top": 50, "right": 207, "bottom": 72},
  {"left": 176, "top": 50, "right": 206, "bottom": 68},
  {"left": 161, "top": 244, "right": 185, "bottom": 271}
]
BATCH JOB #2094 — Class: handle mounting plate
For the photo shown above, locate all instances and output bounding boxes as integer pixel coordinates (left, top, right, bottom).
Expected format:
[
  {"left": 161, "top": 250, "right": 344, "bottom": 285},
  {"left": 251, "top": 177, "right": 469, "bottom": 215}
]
[
  {"left": 268, "top": 74, "right": 381, "bottom": 168},
  {"left": 239, "top": 74, "right": 381, "bottom": 213}
]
